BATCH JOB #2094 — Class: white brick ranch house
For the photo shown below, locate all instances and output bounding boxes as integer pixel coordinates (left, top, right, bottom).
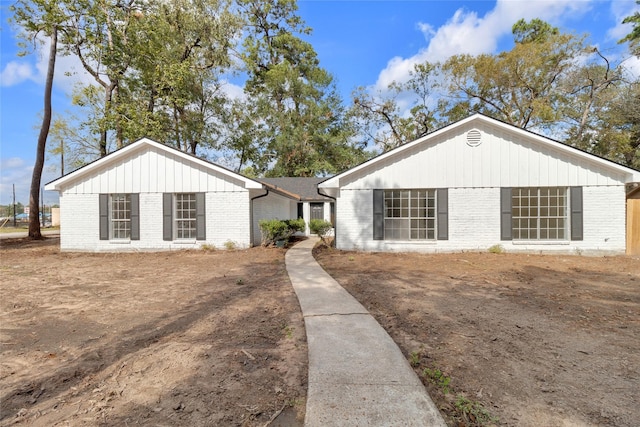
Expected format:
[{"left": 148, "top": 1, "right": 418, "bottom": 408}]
[
  {"left": 46, "top": 114, "right": 640, "bottom": 254},
  {"left": 318, "top": 114, "right": 640, "bottom": 255},
  {"left": 44, "top": 138, "right": 302, "bottom": 251}
]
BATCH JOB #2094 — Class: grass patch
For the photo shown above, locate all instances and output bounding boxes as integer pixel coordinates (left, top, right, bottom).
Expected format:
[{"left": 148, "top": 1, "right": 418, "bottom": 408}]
[
  {"left": 455, "top": 394, "right": 498, "bottom": 426},
  {"left": 409, "top": 349, "right": 498, "bottom": 426}
]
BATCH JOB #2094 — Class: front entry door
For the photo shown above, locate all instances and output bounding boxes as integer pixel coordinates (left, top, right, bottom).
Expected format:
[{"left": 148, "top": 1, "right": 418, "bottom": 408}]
[{"left": 310, "top": 203, "right": 324, "bottom": 221}]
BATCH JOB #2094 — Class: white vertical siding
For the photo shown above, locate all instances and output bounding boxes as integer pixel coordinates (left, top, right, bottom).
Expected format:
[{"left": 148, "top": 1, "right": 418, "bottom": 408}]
[
  {"left": 64, "top": 145, "right": 247, "bottom": 195},
  {"left": 340, "top": 123, "right": 627, "bottom": 190}
]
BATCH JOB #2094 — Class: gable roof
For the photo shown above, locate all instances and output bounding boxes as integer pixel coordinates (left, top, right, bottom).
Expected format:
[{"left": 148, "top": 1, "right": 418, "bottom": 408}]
[
  {"left": 259, "top": 177, "right": 333, "bottom": 201},
  {"left": 319, "top": 113, "right": 640, "bottom": 188},
  {"left": 44, "top": 137, "right": 264, "bottom": 191}
]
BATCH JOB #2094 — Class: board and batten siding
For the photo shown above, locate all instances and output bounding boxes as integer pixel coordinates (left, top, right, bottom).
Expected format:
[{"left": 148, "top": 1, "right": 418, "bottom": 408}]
[
  {"left": 333, "top": 122, "right": 630, "bottom": 254},
  {"left": 339, "top": 122, "right": 627, "bottom": 190},
  {"left": 63, "top": 145, "right": 248, "bottom": 195}
]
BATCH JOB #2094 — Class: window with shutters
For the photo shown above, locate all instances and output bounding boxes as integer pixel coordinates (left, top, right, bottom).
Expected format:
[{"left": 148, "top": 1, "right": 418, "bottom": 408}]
[
  {"left": 384, "top": 190, "right": 436, "bottom": 240},
  {"left": 512, "top": 187, "right": 568, "bottom": 240},
  {"left": 175, "top": 193, "right": 197, "bottom": 239},
  {"left": 110, "top": 194, "right": 131, "bottom": 239}
]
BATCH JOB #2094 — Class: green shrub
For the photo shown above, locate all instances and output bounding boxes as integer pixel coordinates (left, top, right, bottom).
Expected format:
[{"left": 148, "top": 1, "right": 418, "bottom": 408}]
[
  {"left": 285, "top": 218, "right": 306, "bottom": 233},
  {"left": 309, "top": 218, "right": 333, "bottom": 243},
  {"left": 259, "top": 218, "right": 306, "bottom": 247},
  {"left": 488, "top": 244, "right": 504, "bottom": 254}
]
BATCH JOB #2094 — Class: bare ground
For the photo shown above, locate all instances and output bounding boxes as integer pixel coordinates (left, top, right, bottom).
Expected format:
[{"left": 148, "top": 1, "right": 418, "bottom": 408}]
[
  {"left": 314, "top": 246, "right": 640, "bottom": 427},
  {"left": 0, "top": 237, "right": 307, "bottom": 426},
  {"left": 3, "top": 236, "right": 639, "bottom": 427}
]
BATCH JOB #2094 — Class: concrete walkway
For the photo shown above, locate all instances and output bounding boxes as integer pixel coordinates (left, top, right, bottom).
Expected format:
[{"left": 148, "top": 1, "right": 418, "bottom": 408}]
[{"left": 285, "top": 238, "right": 446, "bottom": 427}]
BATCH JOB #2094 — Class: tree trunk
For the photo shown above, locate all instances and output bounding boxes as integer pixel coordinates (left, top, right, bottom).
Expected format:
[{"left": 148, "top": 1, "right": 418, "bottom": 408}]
[
  {"left": 29, "top": 27, "right": 58, "bottom": 239},
  {"left": 114, "top": 82, "right": 123, "bottom": 149},
  {"left": 100, "top": 84, "right": 111, "bottom": 157}
]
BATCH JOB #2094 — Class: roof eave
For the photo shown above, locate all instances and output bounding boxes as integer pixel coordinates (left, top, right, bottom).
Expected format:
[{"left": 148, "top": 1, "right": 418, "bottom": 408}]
[
  {"left": 44, "top": 137, "right": 264, "bottom": 192},
  {"left": 321, "top": 114, "right": 640, "bottom": 185}
]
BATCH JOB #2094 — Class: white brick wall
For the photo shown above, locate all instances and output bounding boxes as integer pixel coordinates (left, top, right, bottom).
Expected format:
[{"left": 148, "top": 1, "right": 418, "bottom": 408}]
[
  {"left": 335, "top": 186, "right": 627, "bottom": 255},
  {"left": 59, "top": 191, "right": 252, "bottom": 252},
  {"left": 209, "top": 191, "right": 251, "bottom": 249},
  {"left": 60, "top": 193, "right": 100, "bottom": 251}
]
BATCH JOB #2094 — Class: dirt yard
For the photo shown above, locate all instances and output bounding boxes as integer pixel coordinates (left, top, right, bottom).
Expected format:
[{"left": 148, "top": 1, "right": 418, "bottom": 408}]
[
  {"left": 0, "top": 237, "right": 307, "bottom": 426},
  {"left": 314, "top": 246, "right": 640, "bottom": 427}
]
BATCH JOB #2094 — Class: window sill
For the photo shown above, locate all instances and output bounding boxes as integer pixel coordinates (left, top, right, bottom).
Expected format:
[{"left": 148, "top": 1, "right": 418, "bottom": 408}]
[
  {"left": 512, "top": 240, "right": 570, "bottom": 245},
  {"left": 384, "top": 240, "right": 437, "bottom": 245},
  {"left": 172, "top": 239, "right": 197, "bottom": 244},
  {"left": 109, "top": 239, "right": 131, "bottom": 244}
]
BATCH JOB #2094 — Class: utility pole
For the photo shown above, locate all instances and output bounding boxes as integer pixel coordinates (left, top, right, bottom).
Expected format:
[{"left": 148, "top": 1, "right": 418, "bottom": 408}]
[{"left": 13, "top": 184, "right": 16, "bottom": 227}]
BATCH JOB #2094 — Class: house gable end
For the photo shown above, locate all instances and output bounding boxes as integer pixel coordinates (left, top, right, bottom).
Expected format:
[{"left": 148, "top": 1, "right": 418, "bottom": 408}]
[
  {"left": 45, "top": 138, "right": 262, "bottom": 194},
  {"left": 324, "top": 115, "right": 638, "bottom": 190}
]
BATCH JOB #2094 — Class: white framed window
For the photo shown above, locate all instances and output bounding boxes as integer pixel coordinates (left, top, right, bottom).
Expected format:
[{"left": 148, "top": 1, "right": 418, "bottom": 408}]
[
  {"left": 175, "top": 193, "right": 197, "bottom": 239},
  {"left": 110, "top": 194, "right": 131, "bottom": 239},
  {"left": 384, "top": 189, "right": 436, "bottom": 240},
  {"left": 512, "top": 187, "right": 567, "bottom": 240}
]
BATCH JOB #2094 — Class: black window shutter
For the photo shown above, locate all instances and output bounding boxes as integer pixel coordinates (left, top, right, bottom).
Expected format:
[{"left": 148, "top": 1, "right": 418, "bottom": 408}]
[
  {"left": 437, "top": 188, "right": 449, "bottom": 240},
  {"left": 99, "top": 194, "right": 109, "bottom": 240},
  {"left": 163, "top": 193, "right": 173, "bottom": 241},
  {"left": 570, "top": 187, "right": 583, "bottom": 241},
  {"left": 500, "top": 188, "right": 513, "bottom": 240},
  {"left": 196, "top": 193, "right": 206, "bottom": 241},
  {"left": 373, "top": 189, "right": 384, "bottom": 240},
  {"left": 130, "top": 194, "right": 140, "bottom": 241}
]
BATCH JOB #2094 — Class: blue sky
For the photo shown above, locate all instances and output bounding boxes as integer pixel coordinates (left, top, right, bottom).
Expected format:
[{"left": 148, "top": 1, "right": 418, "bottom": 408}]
[{"left": 1, "top": 0, "right": 639, "bottom": 205}]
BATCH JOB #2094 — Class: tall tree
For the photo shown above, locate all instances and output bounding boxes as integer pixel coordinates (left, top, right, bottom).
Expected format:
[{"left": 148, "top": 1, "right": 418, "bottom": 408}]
[
  {"left": 10, "top": 0, "right": 67, "bottom": 239},
  {"left": 129, "top": 0, "right": 241, "bottom": 155},
  {"left": 620, "top": 1, "right": 640, "bottom": 57},
  {"left": 348, "top": 18, "right": 639, "bottom": 166},
  {"left": 64, "top": 0, "right": 144, "bottom": 155},
  {"left": 439, "top": 20, "right": 585, "bottom": 130},
  {"left": 237, "top": 0, "right": 366, "bottom": 176},
  {"left": 349, "top": 62, "right": 439, "bottom": 151}
]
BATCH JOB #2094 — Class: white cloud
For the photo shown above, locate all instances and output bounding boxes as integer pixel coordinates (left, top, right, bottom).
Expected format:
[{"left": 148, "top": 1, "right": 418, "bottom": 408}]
[
  {"left": 416, "top": 22, "right": 435, "bottom": 39},
  {"left": 0, "top": 62, "right": 34, "bottom": 87},
  {"left": 220, "top": 80, "right": 246, "bottom": 101},
  {"left": 375, "top": 0, "right": 594, "bottom": 91},
  {"left": 1, "top": 32, "right": 93, "bottom": 92},
  {"left": 1, "top": 157, "right": 27, "bottom": 169},
  {"left": 622, "top": 55, "right": 640, "bottom": 79},
  {"left": 34, "top": 36, "right": 95, "bottom": 92},
  {"left": 607, "top": 1, "right": 639, "bottom": 41}
]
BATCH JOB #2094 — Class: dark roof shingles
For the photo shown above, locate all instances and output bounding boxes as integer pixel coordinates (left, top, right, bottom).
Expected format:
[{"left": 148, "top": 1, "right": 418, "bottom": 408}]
[{"left": 259, "top": 177, "right": 333, "bottom": 201}]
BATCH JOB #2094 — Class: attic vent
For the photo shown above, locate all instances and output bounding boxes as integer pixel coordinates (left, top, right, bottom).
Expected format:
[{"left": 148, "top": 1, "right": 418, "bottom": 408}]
[{"left": 466, "top": 129, "right": 482, "bottom": 147}]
